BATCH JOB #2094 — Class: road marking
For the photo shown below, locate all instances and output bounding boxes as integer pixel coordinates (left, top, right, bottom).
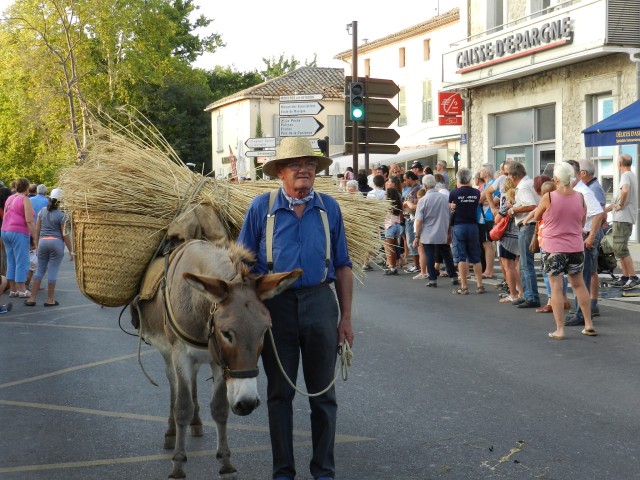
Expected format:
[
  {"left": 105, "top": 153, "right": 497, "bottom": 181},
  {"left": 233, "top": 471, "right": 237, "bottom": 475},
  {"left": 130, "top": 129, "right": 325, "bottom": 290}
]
[
  {"left": 0, "top": 399, "right": 373, "bottom": 474},
  {"left": 0, "top": 351, "right": 153, "bottom": 390}
]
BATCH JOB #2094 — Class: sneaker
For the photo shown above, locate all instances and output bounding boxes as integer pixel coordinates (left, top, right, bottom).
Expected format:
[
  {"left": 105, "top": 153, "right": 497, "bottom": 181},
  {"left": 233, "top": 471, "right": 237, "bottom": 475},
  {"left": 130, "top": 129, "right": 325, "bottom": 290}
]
[
  {"left": 451, "top": 278, "right": 460, "bottom": 286},
  {"left": 425, "top": 280, "right": 437, "bottom": 287},
  {"left": 0, "top": 302, "right": 12, "bottom": 314},
  {"left": 18, "top": 290, "right": 31, "bottom": 298},
  {"left": 564, "top": 316, "right": 585, "bottom": 326},
  {"left": 384, "top": 268, "right": 398, "bottom": 276},
  {"left": 362, "top": 264, "right": 373, "bottom": 271},
  {"left": 413, "top": 273, "right": 428, "bottom": 280},
  {"left": 404, "top": 265, "right": 419, "bottom": 274},
  {"left": 8, "top": 291, "right": 18, "bottom": 298},
  {"left": 622, "top": 277, "right": 640, "bottom": 290},
  {"left": 611, "top": 277, "right": 629, "bottom": 287}
]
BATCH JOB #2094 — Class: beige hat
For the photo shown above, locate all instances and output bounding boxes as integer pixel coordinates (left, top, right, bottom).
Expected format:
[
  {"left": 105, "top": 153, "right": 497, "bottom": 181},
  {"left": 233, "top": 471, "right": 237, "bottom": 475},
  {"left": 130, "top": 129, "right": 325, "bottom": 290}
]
[{"left": 262, "top": 137, "right": 332, "bottom": 177}]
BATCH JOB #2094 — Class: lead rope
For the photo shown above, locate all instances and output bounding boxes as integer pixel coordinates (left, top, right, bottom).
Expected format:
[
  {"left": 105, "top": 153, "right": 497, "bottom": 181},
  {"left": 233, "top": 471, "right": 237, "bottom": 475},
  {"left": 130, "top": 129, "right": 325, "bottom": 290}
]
[{"left": 266, "top": 328, "right": 353, "bottom": 397}]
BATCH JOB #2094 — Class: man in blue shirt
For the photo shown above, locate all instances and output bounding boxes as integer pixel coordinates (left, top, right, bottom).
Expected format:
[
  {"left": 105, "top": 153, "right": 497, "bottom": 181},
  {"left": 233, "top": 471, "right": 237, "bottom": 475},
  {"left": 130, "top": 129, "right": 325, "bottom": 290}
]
[
  {"left": 238, "top": 136, "right": 353, "bottom": 480},
  {"left": 30, "top": 184, "right": 48, "bottom": 216}
]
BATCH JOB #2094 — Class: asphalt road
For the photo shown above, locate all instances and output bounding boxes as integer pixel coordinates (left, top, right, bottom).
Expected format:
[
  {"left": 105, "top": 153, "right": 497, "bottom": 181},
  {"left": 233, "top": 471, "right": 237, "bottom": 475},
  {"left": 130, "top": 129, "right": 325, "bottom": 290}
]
[{"left": 1, "top": 257, "right": 640, "bottom": 480}]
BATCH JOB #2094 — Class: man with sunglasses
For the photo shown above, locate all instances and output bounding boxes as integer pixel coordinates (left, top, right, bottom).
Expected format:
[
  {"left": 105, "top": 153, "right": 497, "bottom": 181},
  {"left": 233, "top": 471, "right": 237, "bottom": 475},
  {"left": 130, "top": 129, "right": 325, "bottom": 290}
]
[{"left": 238, "top": 136, "right": 353, "bottom": 480}]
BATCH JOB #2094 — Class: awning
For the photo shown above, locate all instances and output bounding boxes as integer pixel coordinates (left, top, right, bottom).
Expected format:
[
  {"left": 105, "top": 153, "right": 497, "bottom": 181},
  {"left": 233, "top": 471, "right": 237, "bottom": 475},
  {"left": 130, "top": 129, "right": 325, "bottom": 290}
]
[
  {"left": 330, "top": 146, "right": 443, "bottom": 174},
  {"left": 582, "top": 99, "right": 640, "bottom": 147}
]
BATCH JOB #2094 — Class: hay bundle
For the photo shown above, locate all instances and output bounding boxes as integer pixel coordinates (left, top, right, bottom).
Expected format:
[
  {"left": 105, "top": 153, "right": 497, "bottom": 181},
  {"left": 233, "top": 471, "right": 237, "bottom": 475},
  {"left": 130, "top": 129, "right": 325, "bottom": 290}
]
[{"left": 59, "top": 115, "right": 387, "bottom": 306}]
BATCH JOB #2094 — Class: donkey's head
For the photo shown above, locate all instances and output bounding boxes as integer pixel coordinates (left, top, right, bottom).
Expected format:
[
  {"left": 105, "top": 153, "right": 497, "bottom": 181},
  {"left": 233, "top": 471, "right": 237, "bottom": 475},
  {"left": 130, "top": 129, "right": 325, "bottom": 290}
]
[{"left": 183, "top": 244, "right": 301, "bottom": 416}]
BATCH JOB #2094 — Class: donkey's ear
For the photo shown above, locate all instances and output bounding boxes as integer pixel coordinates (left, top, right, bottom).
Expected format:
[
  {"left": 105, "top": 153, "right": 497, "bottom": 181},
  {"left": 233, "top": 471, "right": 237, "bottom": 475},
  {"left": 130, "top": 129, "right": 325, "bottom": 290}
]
[
  {"left": 255, "top": 269, "right": 303, "bottom": 300},
  {"left": 183, "top": 272, "right": 230, "bottom": 303}
]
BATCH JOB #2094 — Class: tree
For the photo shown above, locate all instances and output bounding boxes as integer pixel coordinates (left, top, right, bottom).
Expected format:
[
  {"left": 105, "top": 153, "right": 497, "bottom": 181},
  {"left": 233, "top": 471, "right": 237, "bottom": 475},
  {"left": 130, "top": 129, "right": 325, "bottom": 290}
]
[{"left": 260, "top": 53, "right": 317, "bottom": 79}]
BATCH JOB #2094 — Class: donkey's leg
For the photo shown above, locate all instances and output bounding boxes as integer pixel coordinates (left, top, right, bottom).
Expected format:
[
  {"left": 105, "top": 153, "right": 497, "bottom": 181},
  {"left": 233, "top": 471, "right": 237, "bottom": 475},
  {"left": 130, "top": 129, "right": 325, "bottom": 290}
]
[
  {"left": 168, "top": 351, "right": 196, "bottom": 479},
  {"left": 162, "top": 351, "right": 178, "bottom": 450},
  {"left": 190, "top": 364, "right": 204, "bottom": 437},
  {"left": 209, "top": 364, "right": 237, "bottom": 478}
]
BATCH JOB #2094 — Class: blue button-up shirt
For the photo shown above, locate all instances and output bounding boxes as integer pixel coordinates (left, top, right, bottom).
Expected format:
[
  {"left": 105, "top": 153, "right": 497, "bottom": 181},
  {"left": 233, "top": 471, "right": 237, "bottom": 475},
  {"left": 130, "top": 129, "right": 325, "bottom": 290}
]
[{"left": 237, "top": 189, "right": 352, "bottom": 289}]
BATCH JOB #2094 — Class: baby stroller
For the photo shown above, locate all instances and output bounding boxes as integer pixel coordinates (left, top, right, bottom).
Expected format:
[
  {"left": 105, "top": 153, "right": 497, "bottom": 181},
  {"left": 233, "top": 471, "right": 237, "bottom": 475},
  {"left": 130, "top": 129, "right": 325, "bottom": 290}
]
[{"left": 597, "top": 227, "right": 618, "bottom": 284}]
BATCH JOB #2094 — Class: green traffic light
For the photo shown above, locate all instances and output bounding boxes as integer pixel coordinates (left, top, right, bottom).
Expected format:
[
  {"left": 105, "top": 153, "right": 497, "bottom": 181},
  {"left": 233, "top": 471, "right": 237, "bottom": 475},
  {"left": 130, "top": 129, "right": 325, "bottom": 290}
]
[{"left": 352, "top": 107, "right": 364, "bottom": 120}]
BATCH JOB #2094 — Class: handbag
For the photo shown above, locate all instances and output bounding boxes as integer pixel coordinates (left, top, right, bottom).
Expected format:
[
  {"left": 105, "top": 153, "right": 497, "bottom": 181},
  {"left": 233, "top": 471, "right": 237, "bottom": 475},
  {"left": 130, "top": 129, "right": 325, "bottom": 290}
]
[{"left": 489, "top": 214, "right": 510, "bottom": 241}]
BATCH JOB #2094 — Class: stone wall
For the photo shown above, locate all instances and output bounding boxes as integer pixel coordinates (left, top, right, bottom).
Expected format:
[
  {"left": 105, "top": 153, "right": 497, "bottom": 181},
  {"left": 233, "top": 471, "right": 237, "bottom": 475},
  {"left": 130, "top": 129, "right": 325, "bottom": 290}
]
[{"left": 467, "top": 53, "right": 638, "bottom": 172}]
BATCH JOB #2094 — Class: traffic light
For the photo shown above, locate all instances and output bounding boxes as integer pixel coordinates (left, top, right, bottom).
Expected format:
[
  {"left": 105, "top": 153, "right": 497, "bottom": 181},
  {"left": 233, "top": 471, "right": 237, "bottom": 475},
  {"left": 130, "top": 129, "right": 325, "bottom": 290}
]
[{"left": 349, "top": 81, "right": 365, "bottom": 121}]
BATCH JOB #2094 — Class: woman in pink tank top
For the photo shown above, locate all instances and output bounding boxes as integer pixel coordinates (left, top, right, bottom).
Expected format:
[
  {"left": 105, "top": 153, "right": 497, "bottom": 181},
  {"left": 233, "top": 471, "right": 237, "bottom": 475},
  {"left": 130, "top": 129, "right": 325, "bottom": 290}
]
[
  {"left": 1, "top": 178, "right": 36, "bottom": 297},
  {"left": 530, "top": 162, "right": 597, "bottom": 340}
]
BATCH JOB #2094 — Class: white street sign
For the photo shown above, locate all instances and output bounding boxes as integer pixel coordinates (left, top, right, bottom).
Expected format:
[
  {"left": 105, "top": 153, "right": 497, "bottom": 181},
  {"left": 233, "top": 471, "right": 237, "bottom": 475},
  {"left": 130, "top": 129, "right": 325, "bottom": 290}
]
[
  {"left": 279, "top": 102, "right": 324, "bottom": 116},
  {"left": 245, "top": 150, "right": 276, "bottom": 157},
  {"left": 279, "top": 117, "right": 324, "bottom": 137},
  {"left": 279, "top": 94, "right": 323, "bottom": 102},
  {"left": 245, "top": 137, "right": 276, "bottom": 148}
]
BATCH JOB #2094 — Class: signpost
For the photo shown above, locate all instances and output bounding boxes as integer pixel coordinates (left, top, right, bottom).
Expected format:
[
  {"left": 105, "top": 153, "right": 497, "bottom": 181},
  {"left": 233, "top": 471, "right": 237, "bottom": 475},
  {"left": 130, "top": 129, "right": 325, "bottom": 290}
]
[
  {"left": 245, "top": 150, "right": 276, "bottom": 157},
  {"left": 279, "top": 94, "right": 323, "bottom": 102},
  {"left": 279, "top": 102, "right": 324, "bottom": 116},
  {"left": 279, "top": 117, "right": 324, "bottom": 137},
  {"left": 245, "top": 137, "right": 276, "bottom": 149}
]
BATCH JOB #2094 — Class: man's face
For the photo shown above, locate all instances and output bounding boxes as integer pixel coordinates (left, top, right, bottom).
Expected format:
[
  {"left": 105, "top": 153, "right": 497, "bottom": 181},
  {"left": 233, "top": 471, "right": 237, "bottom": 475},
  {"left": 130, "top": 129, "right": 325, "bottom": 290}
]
[
  {"left": 412, "top": 167, "right": 422, "bottom": 176},
  {"left": 276, "top": 158, "right": 317, "bottom": 195}
]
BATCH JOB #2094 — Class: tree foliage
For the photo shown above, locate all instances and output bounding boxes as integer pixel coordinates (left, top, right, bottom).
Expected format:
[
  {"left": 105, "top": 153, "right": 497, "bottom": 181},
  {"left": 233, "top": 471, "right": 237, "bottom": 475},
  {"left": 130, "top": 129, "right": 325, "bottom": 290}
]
[{"left": 260, "top": 53, "right": 317, "bottom": 79}]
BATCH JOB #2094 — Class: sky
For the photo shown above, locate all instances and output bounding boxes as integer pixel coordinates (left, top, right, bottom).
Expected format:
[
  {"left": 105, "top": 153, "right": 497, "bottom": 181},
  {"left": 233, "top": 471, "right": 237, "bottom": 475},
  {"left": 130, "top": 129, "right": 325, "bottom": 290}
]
[{"left": 0, "top": 0, "right": 445, "bottom": 72}]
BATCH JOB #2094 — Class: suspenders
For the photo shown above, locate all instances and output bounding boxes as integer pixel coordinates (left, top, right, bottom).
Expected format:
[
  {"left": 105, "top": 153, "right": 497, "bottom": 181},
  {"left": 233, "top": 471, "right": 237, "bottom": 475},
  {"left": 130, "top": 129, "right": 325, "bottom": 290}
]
[{"left": 265, "top": 189, "right": 331, "bottom": 282}]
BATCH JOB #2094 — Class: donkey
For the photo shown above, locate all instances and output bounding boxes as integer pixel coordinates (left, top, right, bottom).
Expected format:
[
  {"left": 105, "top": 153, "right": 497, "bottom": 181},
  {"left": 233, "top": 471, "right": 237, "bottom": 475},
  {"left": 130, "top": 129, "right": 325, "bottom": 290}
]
[{"left": 131, "top": 239, "right": 301, "bottom": 479}]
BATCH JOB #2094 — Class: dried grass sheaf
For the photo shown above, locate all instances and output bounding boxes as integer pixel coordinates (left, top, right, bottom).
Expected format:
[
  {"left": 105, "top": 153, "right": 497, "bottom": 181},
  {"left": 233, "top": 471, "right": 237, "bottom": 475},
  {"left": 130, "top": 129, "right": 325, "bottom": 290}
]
[{"left": 59, "top": 108, "right": 388, "bottom": 283}]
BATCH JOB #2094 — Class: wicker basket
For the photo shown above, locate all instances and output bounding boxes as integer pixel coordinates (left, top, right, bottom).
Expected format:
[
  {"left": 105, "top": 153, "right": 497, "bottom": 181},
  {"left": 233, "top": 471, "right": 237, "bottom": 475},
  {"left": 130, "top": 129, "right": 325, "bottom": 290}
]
[{"left": 72, "top": 211, "right": 169, "bottom": 307}]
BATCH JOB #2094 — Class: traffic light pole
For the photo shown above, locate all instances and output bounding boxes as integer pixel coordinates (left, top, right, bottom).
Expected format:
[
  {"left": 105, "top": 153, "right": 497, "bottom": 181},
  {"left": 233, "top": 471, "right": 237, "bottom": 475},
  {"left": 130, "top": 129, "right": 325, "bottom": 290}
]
[{"left": 351, "top": 21, "right": 358, "bottom": 174}]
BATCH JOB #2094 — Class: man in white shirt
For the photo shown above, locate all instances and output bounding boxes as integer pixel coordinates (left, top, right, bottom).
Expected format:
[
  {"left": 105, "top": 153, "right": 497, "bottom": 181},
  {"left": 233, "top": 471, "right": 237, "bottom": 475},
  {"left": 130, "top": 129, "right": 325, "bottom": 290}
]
[
  {"left": 506, "top": 162, "right": 540, "bottom": 308},
  {"left": 564, "top": 160, "right": 605, "bottom": 327}
]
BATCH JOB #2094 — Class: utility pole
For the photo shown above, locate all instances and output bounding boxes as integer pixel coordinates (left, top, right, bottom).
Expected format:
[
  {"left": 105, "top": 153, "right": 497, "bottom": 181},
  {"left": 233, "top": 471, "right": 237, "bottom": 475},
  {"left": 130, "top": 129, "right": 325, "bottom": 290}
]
[{"left": 351, "top": 21, "right": 358, "bottom": 174}]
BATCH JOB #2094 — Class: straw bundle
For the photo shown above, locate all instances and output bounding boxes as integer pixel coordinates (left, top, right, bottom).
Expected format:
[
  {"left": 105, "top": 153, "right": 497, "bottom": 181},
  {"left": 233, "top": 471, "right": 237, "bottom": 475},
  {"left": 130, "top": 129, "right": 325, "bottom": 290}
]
[{"left": 59, "top": 113, "right": 387, "bottom": 306}]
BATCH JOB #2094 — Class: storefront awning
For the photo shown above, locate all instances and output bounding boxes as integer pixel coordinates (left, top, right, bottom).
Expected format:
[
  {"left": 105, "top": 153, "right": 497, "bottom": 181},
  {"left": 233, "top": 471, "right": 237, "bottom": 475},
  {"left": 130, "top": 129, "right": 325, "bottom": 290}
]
[{"left": 582, "top": 99, "right": 640, "bottom": 147}]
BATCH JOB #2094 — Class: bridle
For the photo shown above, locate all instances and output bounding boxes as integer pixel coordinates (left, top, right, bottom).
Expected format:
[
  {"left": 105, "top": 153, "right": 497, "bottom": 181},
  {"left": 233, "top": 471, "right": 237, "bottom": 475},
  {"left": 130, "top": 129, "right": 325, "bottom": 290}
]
[{"left": 161, "top": 242, "right": 260, "bottom": 381}]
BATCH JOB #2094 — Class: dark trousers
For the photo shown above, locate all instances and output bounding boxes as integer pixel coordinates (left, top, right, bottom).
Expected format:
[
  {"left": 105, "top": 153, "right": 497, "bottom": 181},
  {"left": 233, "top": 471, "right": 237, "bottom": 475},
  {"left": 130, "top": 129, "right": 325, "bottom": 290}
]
[
  {"left": 424, "top": 244, "right": 457, "bottom": 281},
  {"left": 262, "top": 284, "right": 339, "bottom": 479}
]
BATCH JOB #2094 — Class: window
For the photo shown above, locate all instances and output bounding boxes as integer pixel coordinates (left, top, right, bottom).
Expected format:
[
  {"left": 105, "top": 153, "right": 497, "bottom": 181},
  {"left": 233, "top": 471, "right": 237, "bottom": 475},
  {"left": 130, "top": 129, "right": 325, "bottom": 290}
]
[
  {"left": 487, "top": 0, "right": 504, "bottom": 33},
  {"left": 492, "top": 105, "right": 556, "bottom": 175},
  {"left": 216, "top": 115, "right": 223, "bottom": 153},
  {"left": 398, "top": 87, "right": 407, "bottom": 126},
  {"left": 328, "top": 115, "right": 344, "bottom": 145},
  {"left": 364, "top": 58, "right": 370, "bottom": 77},
  {"left": 531, "top": 0, "right": 552, "bottom": 17},
  {"left": 423, "top": 39, "right": 431, "bottom": 61},
  {"left": 422, "top": 80, "right": 433, "bottom": 122},
  {"left": 399, "top": 47, "right": 405, "bottom": 68}
]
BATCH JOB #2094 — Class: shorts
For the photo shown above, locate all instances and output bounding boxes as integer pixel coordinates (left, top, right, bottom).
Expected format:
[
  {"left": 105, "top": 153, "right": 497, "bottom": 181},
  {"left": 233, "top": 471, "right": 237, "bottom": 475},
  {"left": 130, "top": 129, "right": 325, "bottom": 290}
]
[
  {"left": 478, "top": 222, "right": 494, "bottom": 243},
  {"left": 542, "top": 251, "right": 584, "bottom": 276},
  {"left": 612, "top": 221, "right": 632, "bottom": 258},
  {"left": 499, "top": 244, "right": 517, "bottom": 260},
  {"left": 452, "top": 223, "right": 482, "bottom": 264},
  {"left": 384, "top": 223, "right": 404, "bottom": 240}
]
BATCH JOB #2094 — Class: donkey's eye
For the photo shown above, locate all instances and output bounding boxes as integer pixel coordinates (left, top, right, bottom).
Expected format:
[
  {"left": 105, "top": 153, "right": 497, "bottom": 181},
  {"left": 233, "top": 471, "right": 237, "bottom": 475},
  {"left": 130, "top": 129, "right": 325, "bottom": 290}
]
[{"left": 221, "top": 331, "right": 233, "bottom": 343}]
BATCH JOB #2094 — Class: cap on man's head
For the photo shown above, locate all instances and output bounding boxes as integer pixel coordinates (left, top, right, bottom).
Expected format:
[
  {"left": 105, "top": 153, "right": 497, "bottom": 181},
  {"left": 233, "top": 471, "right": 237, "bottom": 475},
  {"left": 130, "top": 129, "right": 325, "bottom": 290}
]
[
  {"left": 411, "top": 161, "right": 423, "bottom": 170},
  {"left": 50, "top": 188, "right": 63, "bottom": 200},
  {"left": 376, "top": 164, "right": 389, "bottom": 174}
]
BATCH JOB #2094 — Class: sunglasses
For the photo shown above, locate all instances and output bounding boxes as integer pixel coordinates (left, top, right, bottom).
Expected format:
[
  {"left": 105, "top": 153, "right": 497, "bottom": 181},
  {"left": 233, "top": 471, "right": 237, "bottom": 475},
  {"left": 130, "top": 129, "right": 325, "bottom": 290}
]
[{"left": 286, "top": 161, "right": 318, "bottom": 172}]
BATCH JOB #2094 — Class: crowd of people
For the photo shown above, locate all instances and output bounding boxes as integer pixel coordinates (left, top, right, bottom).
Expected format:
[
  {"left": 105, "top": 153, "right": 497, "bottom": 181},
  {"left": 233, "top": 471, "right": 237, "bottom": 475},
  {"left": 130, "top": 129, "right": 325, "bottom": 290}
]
[
  {"left": 0, "top": 178, "right": 73, "bottom": 313},
  {"left": 349, "top": 154, "right": 638, "bottom": 339}
]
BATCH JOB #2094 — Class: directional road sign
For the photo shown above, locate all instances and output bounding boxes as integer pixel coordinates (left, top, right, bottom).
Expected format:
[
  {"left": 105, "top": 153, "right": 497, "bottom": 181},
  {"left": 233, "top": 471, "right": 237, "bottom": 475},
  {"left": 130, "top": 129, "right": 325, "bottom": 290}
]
[
  {"left": 279, "top": 102, "right": 324, "bottom": 117},
  {"left": 345, "top": 127, "right": 400, "bottom": 144},
  {"left": 346, "top": 76, "right": 400, "bottom": 99},
  {"left": 279, "top": 94, "right": 323, "bottom": 102},
  {"left": 345, "top": 143, "right": 400, "bottom": 155},
  {"left": 279, "top": 117, "right": 324, "bottom": 137},
  {"left": 245, "top": 137, "right": 276, "bottom": 149},
  {"left": 245, "top": 150, "right": 276, "bottom": 157}
]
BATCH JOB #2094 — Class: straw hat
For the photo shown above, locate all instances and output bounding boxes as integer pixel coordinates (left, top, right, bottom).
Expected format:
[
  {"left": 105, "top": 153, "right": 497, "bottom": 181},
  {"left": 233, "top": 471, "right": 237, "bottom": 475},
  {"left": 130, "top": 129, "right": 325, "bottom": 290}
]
[{"left": 263, "top": 137, "right": 332, "bottom": 177}]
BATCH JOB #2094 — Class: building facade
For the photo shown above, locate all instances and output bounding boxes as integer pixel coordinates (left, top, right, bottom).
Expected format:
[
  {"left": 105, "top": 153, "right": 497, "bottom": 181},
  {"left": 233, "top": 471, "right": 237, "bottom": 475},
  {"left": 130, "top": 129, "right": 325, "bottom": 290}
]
[{"left": 442, "top": 0, "right": 640, "bottom": 231}]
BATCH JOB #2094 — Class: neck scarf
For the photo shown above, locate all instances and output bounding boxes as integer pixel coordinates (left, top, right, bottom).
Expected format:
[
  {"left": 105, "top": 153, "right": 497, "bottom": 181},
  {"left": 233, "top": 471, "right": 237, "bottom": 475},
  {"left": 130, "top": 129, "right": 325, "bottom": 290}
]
[{"left": 282, "top": 187, "right": 314, "bottom": 210}]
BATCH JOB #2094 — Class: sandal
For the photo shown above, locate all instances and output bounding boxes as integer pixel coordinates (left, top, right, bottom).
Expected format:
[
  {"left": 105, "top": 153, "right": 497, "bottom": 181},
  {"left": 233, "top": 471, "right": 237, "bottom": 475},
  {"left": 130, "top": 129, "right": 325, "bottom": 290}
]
[
  {"left": 452, "top": 287, "right": 469, "bottom": 295},
  {"left": 477, "top": 286, "right": 486, "bottom": 294},
  {"left": 499, "top": 295, "right": 514, "bottom": 303},
  {"left": 9, "top": 291, "right": 18, "bottom": 298}
]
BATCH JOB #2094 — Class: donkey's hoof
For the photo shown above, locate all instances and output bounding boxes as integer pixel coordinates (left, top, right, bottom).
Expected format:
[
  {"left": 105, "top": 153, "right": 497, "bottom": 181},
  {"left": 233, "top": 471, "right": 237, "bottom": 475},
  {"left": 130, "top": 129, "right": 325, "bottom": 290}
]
[
  {"left": 168, "top": 471, "right": 186, "bottom": 479},
  {"left": 190, "top": 424, "right": 204, "bottom": 437},
  {"left": 163, "top": 434, "right": 176, "bottom": 450},
  {"left": 220, "top": 471, "right": 238, "bottom": 480}
]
